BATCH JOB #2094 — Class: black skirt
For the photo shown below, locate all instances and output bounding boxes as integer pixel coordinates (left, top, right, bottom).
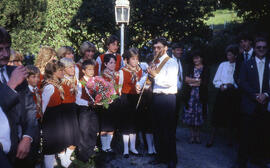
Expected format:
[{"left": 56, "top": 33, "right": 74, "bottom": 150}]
[
  {"left": 42, "top": 103, "right": 80, "bottom": 154},
  {"left": 137, "top": 91, "right": 153, "bottom": 133},
  {"left": 119, "top": 94, "right": 139, "bottom": 134},
  {"left": 99, "top": 98, "right": 120, "bottom": 132},
  {"left": 212, "top": 88, "right": 240, "bottom": 128}
]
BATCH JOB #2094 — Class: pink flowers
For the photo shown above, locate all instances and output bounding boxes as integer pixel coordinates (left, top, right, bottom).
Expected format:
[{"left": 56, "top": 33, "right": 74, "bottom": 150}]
[{"left": 86, "top": 76, "right": 118, "bottom": 109}]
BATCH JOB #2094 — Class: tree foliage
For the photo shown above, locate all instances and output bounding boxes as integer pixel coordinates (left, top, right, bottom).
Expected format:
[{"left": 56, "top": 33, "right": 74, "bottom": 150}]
[{"left": 1, "top": 0, "right": 217, "bottom": 56}]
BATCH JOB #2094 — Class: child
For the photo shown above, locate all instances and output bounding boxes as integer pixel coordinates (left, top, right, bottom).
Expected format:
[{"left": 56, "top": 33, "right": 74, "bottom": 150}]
[
  {"left": 119, "top": 48, "right": 142, "bottom": 158},
  {"left": 57, "top": 46, "right": 81, "bottom": 81},
  {"left": 25, "top": 65, "right": 42, "bottom": 120},
  {"left": 42, "top": 60, "right": 79, "bottom": 168},
  {"left": 96, "top": 35, "right": 124, "bottom": 75},
  {"left": 100, "top": 54, "right": 120, "bottom": 153},
  {"left": 59, "top": 57, "right": 79, "bottom": 167},
  {"left": 75, "top": 59, "right": 99, "bottom": 162}
]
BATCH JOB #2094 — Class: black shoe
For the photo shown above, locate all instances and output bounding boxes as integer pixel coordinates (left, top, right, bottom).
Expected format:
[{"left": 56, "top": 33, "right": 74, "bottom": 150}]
[
  {"left": 147, "top": 153, "right": 157, "bottom": 157},
  {"left": 167, "top": 161, "right": 176, "bottom": 168},
  {"left": 129, "top": 151, "right": 142, "bottom": 157},
  {"left": 123, "top": 154, "right": 129, "bottom": 158}
]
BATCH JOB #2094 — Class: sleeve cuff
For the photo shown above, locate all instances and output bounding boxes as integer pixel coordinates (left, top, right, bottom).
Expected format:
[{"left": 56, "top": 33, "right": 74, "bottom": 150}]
[{"left": 22, "top": 135, "right": 33, "bottom": 143}]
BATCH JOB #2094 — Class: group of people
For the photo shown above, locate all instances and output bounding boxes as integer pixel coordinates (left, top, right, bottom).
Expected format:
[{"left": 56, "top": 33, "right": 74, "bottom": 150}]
[{"left": 1, "top": 24, "right": 270, "bottom": 168}]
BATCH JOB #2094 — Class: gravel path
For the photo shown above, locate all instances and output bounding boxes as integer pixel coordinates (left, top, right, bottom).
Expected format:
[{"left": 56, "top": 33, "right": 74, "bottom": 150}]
[{"left": 103, "top": 127, "right": 237, "bottom": 168}]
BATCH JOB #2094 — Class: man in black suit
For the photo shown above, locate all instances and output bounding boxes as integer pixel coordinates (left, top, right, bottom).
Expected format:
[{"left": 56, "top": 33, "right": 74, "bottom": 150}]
[
  {"left": 0, "top": 27, "right": 38, "bottom": 167},
  {"left": 233, "top": 37, "right": 270, "bottom": 168}
]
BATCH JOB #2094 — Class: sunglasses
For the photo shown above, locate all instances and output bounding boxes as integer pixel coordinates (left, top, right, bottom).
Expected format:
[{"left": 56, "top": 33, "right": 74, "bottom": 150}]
[{"left": 256, "top": 46, "right": 267, "bottom": 50}]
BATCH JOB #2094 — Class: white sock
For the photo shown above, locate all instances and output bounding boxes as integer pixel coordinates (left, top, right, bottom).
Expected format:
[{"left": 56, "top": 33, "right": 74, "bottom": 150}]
[
  {"left": 66, "top": 148, "right": 74, "bottom": 161},
  {"left": 107, "top": 134, "right": 113, "bottom": 150},
  {"left": 101, "top": 135, "right": 107, "bottom": 151},
  {"left": 129, "top": 134, "right": 138, "bottom": 154},
  {"left": 44, "top": 154, "right": 55, "bottom": 168},
  {"left": 123, "top": 134, "right": 129, "bottom": 154},
  {"left": 146, "top": 133, "right": 154, "bottom": 154}
]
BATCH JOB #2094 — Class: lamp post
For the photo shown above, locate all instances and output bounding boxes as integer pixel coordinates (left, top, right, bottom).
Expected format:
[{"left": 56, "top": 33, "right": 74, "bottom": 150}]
[{"left": 115, "top": 0, "right": 130, "bottom": 56}]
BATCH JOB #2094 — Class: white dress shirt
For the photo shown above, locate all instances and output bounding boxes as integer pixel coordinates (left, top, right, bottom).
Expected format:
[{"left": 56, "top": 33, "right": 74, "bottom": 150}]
[
  {"left": 172, "top": 55, "right": 183, "bottom": 90},
  {"left": 255, "top": 57, "right": 265, "bottom": 93},
  {"left": 0, "top": 106, "right": 11, "bottom": 154},
  {"left": 0, "top": 66, "right": 9, "bottom": 83},
  {"left": 137, "top": 62, "right": 149, "bottom": 88},
  {"left": 213, "top": 61, "right": 237, "bottom": 88},
  {"left": 243, "top": 48, "right": 253, "bottom": 61},
  {"left": 153, "top": 54, "right": 178, "bottom": 94},
  {"left": 42, "top": 84, "right": 55, "bottom": 113}
]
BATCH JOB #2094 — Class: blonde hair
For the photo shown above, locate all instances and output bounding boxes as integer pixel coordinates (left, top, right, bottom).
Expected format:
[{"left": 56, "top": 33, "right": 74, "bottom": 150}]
[
  {"left": 35, "top": 46, "right": 57, "bottom": 74},
  {"left": 57, "top": 46, "right": 74, "bottom": 59},
  {"left": 80, "top": 41, "right": 96, "bottom": 56},
  {"left": 60, "top": 57, "right": 75, "bottom": 68},
  {"left": 9, "top": 49, "right": 23, "bottom": 62}
]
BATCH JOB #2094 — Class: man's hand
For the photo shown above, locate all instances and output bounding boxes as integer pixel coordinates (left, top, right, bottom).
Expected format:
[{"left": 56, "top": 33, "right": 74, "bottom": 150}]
[
  {"left": 16, "top": 137, "right": 31, "bottom": 159},
  {"left": 147, "top": 66, "right": 157, "bottom": 78},
  {"left": 256, "top": 93, "right": 268, "bottom": 104},
  {"left": 7, "top": 66, "right": 27, "bottom": 89},
  {"left": 136, "top": 85, "right": 141, "bottom": 94}
]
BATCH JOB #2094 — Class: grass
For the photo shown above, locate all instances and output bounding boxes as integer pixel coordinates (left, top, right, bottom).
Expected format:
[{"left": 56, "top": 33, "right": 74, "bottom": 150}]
[{"left": 205, "top": 9, "right": 243, "bottom": 27}]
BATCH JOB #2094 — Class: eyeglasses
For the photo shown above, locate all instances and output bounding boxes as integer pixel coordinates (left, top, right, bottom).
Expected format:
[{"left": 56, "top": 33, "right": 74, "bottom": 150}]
[{"left": 256, "top": 46, "right": 267, "bottom": 50}]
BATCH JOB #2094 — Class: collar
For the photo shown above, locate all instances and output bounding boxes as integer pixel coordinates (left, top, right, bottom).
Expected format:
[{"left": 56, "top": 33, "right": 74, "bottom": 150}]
[
  {"left": 158, "top": 54, "right": 169, "bottom": 63},
  {"left": 83, "top": 76, "right": 90, "bottom": 82},
  {"left": 0, "top": 65, "right": 6, "bottom": 70},
  {"left": 245, "top": 48, "right": 253, "bottom": 56},
  {"left": 64, "top": 75, "right": 73, "bottom": 81},
  {"left": 255, "top": 56, "right": 265, "bottom": 64},
  {"left": 28, "top": 85, "right": 37, "bottom": 93}
]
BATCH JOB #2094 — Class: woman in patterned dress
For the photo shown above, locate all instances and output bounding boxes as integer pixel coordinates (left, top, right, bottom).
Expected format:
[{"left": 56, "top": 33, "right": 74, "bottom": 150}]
[{"left": 182, "top": 50, "right": 209, "bottom": 144}]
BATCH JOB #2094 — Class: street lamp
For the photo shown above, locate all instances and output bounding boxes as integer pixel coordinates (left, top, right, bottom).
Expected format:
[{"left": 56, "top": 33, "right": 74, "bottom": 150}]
[{"left": 115, "top": 0, "right": 130, "bottom": 56}]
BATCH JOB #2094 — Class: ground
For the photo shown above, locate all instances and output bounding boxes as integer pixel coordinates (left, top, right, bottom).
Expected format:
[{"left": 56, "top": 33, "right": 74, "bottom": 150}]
[{"left": 103, "top": 127, "right": 237, "bottom": 168}]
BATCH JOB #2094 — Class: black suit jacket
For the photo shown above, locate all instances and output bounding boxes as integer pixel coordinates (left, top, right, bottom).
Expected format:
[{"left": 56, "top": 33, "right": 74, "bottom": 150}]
[
  {"left": 0, "top": 66, "right": 38, "bottom": 161},
  {"left": 239, "top": 56, "right": 270, "bottom": 115}
]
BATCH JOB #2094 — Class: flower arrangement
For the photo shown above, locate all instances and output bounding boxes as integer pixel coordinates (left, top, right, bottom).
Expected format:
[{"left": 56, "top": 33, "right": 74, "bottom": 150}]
[{"left": 85, "top": 76, "right": 119, "bottom": 109}]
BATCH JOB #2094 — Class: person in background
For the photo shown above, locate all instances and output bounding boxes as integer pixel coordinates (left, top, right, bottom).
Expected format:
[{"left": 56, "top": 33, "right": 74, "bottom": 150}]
[
  {"left": 77, "top": 41, "right": 97, "bottom": 79},
  {"left": 206, "top": 44, "right": 240, "bottom": 147},
  {"left": 182, "top": 50, "right": 209, "bottom": 145},
  {"left": 96, "top": 35, "right": 124, "bottom": 75},
  {"left": 119, "top": 48, "right": 142, "bottom": 158},
  {"left": 35, "top": 46, "right": 57, "bottom": 89},
  {"left": 233, "top": 37, "right": 270, "bottom": 168},
  {"left": 8, "top": 49, "right": 23, "bottom": 66}
]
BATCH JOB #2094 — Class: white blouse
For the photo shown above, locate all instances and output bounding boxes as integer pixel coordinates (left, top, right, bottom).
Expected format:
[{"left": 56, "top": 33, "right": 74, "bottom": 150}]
[
  {"left": 213, "top": 61, "right": 237, "bottom": 88},
  {"left": 42, "top": 84, "right": 54, "bottom": 113}
]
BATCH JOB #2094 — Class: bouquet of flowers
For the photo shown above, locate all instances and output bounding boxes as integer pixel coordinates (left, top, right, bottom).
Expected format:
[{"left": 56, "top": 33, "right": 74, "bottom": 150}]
[{"left": 85, "top": 76, "right": 119, "bottom": 109}]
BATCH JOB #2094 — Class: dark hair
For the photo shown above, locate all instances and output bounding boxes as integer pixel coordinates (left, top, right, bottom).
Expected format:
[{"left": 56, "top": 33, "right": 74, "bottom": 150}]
[
  {"left": 26, "top": 65, "right": 40, "bottom": 77},
  {"left": 254, "top": 36, "right": 268, "bottom": 46},
  {"left": 190, "top": 49, "right": 203, "bottom": 59},
  {"left": 82, "top": 59, "right": 96, "bottom": 70},
  {"left": 225, "top": 44, "right": 239, "bottom": 56},
  {"left": 171, "top": 42, "right": 184, "bottom": 50},
  {"left": 152, "top": 37, "right": 168, "bottom": 47},
  {"left": 145, "top": 53, "right": 154, "bottom": 64},
  {"left": 238, "top": 32, "right": 253, "bottom": 42},
  {"left": 44, "top": 60, "right": 64, "bottom": 80},
  {"left": 122, "top": 48, "right": 139, "bottom": 63},
  {"left": 106, "top": 35, "right": 119, "bottom": 47},
  {"left": 104, "top": 54, "right": 116, "bottom": 64},
  {"left": 0, "top": 27, "right": 11, "bottom": 45}
]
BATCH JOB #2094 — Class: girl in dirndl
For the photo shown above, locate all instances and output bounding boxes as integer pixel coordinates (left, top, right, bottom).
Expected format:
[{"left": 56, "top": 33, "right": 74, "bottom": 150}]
[{"left": 119, "top": 48, "right": 142, "bottom": 158}]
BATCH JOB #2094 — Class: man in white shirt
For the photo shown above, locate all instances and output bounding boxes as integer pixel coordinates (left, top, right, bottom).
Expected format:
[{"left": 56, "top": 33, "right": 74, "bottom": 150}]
[
  {"left": 0, "top": 26, "right": 37, "bottom": 168},
  {"left": 235, "top": 37, "right": 270, "bottom": 168},
  {"left": 147, "top": 38, "right": 178, "bottom": 168}
]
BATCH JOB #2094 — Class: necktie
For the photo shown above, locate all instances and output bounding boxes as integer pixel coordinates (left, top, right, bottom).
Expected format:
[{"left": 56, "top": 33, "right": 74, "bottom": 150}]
[
  {"left": 0, "top": 67, "right": 7, "bottom": 84},
  {"left": 258, "top": 61, "right": 264, "bottom": 93},
  {"left": 34, "top": 87, "right": 43, "bottom": 119},
  {"left": 178, "top": 59, "right": 182, "bottom": 82},
  {"left": 245, "top": 53, "right": 249, "bottom": 61}
]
